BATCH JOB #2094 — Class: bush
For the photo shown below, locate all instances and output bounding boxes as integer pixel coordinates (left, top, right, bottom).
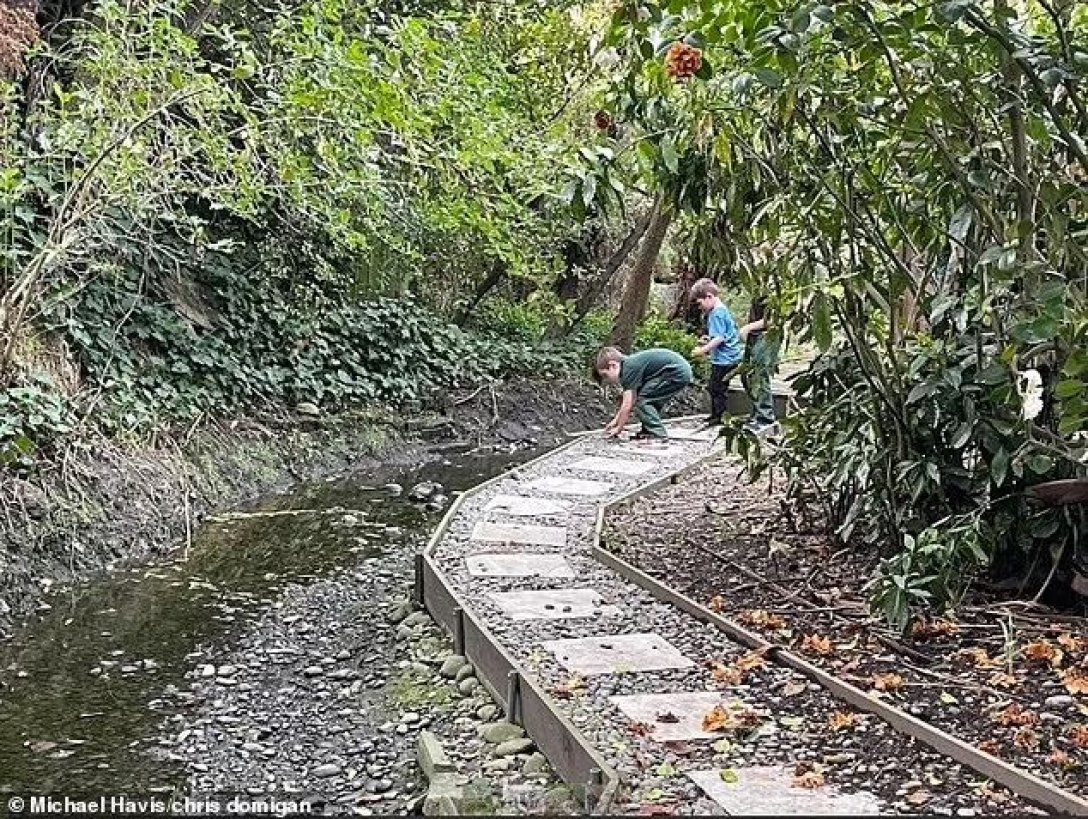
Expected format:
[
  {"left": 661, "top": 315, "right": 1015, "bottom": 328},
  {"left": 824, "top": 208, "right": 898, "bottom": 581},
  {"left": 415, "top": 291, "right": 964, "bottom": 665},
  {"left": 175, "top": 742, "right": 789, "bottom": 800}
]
[{"left": 635, "top": 317, "right": 707, "bottom": 380}]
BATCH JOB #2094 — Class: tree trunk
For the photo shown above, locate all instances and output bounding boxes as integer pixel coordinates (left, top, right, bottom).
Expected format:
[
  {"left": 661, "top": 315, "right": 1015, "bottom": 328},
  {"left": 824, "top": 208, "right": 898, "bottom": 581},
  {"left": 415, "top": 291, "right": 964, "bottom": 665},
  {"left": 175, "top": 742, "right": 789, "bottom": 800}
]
[
  {"left": 453, "top": 260, "right": 505, "bottom": 326},
  {"left": 609, "top": 195, "right": 672, "bottom": 352},
  {"left": 564, "top": 208, "right": 653, "bottom": 334}
]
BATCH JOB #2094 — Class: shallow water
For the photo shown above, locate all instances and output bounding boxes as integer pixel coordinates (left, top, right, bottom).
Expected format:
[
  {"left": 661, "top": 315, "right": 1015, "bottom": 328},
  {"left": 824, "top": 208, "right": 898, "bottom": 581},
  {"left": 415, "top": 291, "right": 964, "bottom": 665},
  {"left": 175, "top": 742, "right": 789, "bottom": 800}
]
[{"left": 0, "top": 445, "right": 536, "bottom": 800}]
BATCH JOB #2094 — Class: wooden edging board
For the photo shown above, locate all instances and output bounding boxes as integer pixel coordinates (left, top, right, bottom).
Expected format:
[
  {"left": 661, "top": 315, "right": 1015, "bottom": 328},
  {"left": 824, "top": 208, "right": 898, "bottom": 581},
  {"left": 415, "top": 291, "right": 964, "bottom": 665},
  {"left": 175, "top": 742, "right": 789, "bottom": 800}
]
[{"left": 416, "top": 436, "right": 621, "bottom": 814}]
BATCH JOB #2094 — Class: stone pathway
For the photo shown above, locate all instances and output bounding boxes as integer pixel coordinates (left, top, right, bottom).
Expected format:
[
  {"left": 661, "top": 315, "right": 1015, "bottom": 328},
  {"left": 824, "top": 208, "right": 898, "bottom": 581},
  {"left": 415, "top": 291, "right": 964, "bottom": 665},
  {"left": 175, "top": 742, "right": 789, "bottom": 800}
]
[{"left": 430, "top": 422, "right": 1039, "bottom": 815}]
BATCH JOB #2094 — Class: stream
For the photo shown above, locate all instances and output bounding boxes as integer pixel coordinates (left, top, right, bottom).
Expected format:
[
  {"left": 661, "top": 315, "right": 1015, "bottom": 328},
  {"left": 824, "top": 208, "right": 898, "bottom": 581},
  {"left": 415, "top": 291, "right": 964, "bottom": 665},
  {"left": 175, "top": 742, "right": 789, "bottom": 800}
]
[{"left": 0, "top": 444, "right": 536, "bottom": 803}]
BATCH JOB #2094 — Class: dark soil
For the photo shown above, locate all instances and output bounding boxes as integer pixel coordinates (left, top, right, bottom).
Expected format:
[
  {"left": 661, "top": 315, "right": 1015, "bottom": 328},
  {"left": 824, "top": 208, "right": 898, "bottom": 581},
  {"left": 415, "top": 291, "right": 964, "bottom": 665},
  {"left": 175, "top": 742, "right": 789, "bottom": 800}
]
[{"left": 603, "top": 456, "right": 1088, "bottom": 806}]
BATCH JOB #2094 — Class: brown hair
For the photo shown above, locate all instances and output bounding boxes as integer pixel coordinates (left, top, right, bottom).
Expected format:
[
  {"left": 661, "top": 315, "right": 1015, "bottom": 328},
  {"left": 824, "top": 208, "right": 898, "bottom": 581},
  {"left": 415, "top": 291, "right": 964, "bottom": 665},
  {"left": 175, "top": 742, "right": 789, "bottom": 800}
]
[
  {"left": 595, "top": 346, "right": 624, "bottom": 374},
  {"left": 690, "top": 278, "right": 719, "bottom": 300}
]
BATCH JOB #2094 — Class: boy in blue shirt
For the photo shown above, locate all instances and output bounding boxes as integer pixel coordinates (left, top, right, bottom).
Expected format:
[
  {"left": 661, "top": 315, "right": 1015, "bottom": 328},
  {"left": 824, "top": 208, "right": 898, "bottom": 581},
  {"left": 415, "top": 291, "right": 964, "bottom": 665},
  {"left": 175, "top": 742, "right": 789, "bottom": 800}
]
[{"left": 689, "top": 278, "right": 743, "bottom": 425}]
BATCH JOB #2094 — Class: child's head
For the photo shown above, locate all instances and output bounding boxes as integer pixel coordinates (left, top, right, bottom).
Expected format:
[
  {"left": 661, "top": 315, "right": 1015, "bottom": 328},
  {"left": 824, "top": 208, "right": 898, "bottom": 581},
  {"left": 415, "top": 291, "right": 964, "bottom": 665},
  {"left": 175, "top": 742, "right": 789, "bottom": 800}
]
[
  {"left": 594, "top": 346, "right": 624, "bottom": 385},
  {"left": 691, "top": 278, "right": 720, "bottom": 314}
]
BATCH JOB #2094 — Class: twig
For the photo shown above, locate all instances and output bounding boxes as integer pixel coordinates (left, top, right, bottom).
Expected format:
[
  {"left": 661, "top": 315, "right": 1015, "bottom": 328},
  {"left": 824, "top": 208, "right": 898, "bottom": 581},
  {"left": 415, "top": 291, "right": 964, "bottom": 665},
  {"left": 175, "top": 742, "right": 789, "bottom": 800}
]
[
  {"left": 898, "top": 659, "right": 1032, "bottom": 703},
  {"left": 452, "top": 385, "right": 486, "bottom": 407}
]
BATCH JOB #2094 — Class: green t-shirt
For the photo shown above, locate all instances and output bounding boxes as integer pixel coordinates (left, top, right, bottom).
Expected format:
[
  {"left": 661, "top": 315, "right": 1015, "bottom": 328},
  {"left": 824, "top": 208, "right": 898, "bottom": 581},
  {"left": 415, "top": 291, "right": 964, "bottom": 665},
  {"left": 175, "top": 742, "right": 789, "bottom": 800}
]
[{"left": 619, "top": 348, "right": 693, "bottom": 392}]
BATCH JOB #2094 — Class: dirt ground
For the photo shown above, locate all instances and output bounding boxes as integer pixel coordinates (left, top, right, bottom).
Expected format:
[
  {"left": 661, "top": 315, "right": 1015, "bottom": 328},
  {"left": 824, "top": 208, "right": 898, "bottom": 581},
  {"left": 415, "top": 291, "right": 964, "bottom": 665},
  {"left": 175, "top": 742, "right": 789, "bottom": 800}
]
[{"left": 603, "top": 454, "right": 1088, "bottom": 805}]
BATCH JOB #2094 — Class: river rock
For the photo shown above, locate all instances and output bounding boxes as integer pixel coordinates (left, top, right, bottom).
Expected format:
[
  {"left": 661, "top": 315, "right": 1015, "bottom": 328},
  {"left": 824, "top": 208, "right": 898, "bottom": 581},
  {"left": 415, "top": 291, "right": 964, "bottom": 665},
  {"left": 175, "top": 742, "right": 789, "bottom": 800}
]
[
  {"left": 493, "top": 738, "right": 534, "bottom": 758},
  {"left": 408, "top": 481, "right": 443, "bottom": 502},
  {"left": 521, "top": 752, "right": 549, "bottom": 776},
  {"left": 455, "top": 663, "right": 476, "bottom": 682},
  {"left": 457, "top": 677, "right": 479, "bottom": 696},
  {"left": 296, "top": 402, "right": 321, "bottom": 417},
  {"left": 478, "top": 723, "right": 525, "bottom": 744},
  {"left": 439, "top": 655, "right": 467, "bottom": 679},
  {"left": 476, "top": 705, "right": 498, "bottom": 721},
  {"left": 312, "top": 763, "right": 342, "bottom": 779},
  {"left": 402, "top": 611, "right": 430, "bottom": 628},
  {"left": 386, "top": 601, "right": 414, "bottom": 624}
]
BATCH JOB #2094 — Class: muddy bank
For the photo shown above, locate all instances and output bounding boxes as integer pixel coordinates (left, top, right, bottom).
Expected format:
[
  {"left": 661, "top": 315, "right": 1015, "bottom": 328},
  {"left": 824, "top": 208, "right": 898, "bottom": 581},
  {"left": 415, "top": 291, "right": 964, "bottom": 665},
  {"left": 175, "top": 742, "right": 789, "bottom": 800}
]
[{"left": 0, "top": 377, "right": 692, "bottom": 637}]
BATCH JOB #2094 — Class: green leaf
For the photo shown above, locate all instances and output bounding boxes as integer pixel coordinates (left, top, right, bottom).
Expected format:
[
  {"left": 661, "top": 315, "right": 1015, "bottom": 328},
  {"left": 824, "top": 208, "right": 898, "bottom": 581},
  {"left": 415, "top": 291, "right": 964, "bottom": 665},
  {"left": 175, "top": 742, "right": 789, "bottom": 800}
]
[
  {"left": 661, "top": 138, "right": 679, "bottom": 174},
  {"left": 951, "top": 422, "right": 972, "bottom": 449},
  {"left": 812, "top": 5, "right": 833, "bottom": 22},
  {"left": 1056, "top": 379, "right": 1084, "bottom": 399},
  {"left": 791, "top": 9, "right": 811, "bottom": 33},
  {"left": 992, "top": 447, "right": 1009, "bottom": 487},
  {"left": 754, "top": 68, "right": 783, "bottom": 88},
  {"left": 719, "top": 768, "right": 740, "bottom": 784}
]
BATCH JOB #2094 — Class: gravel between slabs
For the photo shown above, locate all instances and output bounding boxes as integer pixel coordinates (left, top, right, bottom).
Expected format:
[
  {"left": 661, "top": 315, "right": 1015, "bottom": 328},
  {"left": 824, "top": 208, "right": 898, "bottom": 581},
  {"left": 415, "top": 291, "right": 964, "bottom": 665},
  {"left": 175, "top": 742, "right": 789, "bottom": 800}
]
[{"left": 433, "top": 430, "right": 1046, "bottom": 815}]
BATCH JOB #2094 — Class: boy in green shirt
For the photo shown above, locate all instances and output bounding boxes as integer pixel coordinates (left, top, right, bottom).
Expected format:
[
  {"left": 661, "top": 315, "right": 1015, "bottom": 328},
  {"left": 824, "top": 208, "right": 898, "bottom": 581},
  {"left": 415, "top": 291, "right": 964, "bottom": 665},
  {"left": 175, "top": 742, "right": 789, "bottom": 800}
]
[{"left": 595, "top": 346, "right": 693, "bottom": 438}]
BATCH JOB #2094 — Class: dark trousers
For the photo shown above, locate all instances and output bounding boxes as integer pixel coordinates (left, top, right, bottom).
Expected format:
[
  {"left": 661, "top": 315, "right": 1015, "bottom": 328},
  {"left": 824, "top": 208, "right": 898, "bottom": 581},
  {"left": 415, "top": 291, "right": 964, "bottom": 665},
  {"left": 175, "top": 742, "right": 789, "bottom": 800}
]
[
  {"left": 635, "top": 374, "right": 690, "bottom": 437},
  {"left": 708, "top": 362, "right": 738, "bottom": 422}
]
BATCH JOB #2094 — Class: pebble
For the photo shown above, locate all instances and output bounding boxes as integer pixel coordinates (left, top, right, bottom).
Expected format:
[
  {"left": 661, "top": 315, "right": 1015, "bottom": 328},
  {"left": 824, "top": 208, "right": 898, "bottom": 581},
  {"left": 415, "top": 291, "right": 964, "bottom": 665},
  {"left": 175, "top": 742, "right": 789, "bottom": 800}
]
[
  {"left": 493, "top": 738, "right": 534, "bottom": 757},
  {"left": 302, "top": 666, "right": 324, "bottom": 677},
  {"left": 477, "top": 705, "right": 498, "bottom": 721},
  {"left": 312, "top": 763, "right": 342, "bottom": 779},
  {"left": 521, "top": 752, "right": 549, "bottom": 776},
  {"left": 457, "top": 677, "right": 479, "bottom": 696},
  {"left": 439, "top": 655, "right": 467, "bottom": 679},
  {"left": 455, "top": 663, "right": 476, "bottom": 682},
  {"left": 478, "top": 722, "right": 525, "bottom": 744},
  {"left": 1044, "top": 695, "right": 1074, "bottom": 709}
]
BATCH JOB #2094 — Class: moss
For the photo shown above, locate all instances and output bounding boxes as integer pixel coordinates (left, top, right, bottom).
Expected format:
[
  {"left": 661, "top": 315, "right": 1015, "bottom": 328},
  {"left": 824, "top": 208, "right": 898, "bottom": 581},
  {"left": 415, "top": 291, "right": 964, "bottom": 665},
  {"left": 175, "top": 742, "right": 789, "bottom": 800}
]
[{"left": 386, "top": 671, "right": 455, "bottom": 710}]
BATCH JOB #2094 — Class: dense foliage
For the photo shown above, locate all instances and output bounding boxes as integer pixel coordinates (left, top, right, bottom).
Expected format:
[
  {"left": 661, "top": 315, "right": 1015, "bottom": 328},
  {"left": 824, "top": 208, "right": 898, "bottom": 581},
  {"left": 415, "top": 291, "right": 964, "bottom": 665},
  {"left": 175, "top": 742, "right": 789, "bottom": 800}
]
[
  {"left": 0, "top": 0, "right": 609, "bottom": 464},
  {"left": 593, "top": 0, "right": 1087, "bottom": 625}
]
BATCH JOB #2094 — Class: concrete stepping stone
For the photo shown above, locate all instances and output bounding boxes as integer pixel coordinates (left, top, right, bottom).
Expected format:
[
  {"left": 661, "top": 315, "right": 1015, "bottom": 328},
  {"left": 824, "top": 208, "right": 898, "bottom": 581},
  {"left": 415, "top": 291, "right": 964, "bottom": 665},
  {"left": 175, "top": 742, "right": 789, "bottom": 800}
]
[
  {"left": 524, "top": 476, "right": 613, "bottom": 497},
  {"left": 542, "top": 632, "right": 693, "bottom": 675},
  {"left": 488, "top": 589, "right": 619, "bottom": 621},
  {"left": 608, "top": 692, "right": 732, "bottom": 741},
  {"left": 688, "top": 766, "right": 881, "bottom": 815},
  {"left": 466, "top": 554, "right": 575, "bottom": 579},
  {"left": 612, "top": 442, "right": 690, "bottom": 458},
  {"left": 569, "top": 456, "right": 656, "bottom": 476},
  {"left": 484, "top": 494, "right": 569, "bottom": 518},
  {"left": 470, "top": 521, "right": 567, "bottom": 548}
]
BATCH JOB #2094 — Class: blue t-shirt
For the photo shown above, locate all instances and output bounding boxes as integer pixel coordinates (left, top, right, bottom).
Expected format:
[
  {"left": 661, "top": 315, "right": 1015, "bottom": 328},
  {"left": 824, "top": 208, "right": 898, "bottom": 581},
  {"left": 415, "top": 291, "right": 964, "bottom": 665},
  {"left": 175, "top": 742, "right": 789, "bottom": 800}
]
[{"left": 708, "top": 304, "right": 743, "bottom": 366}]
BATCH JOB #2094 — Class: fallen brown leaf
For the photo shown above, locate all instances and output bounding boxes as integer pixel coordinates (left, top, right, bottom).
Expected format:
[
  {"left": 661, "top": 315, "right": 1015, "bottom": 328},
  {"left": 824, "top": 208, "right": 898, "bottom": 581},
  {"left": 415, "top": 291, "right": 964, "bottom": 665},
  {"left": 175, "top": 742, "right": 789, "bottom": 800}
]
[
  {"left": 655, "top": 711, "right": 680, "bottom": 724},
  {"left": 1057, "top": 633, "right": 1087, "bottom": 654},
  {"left": 910, "top": 619, "right": 961, "bottom": 640},
  {"left": 1023, "top": 640, "right": 1064, "bottom": 668},
  {"left": 782, "top": 681, "right": 806, "bottom": 697},
  {"left": 709, "top": 595, "right": 726, "bottom": 613},
  {"left": 1047, "top": 749, "right": 1078, "bottom": 771},
  {"left": 979, "top": 739, "right": 1003, "bottom": 757},
  {"left": 1014, "top": 728, "right": 1040, "bottom": 751},
  {"left": 828, "top": 711, "right": 857, "bottom": 732},
  {"left": 738, "top": 609, "right": 788, "bottom": 631},
  {"left": 711, "top": 663, "right": 742, "bottom": 686},
  {"left": 994, "top": 703, "right": 1039, "bottom": 728},
  {"left": 1069, "top": 724, "right": 1088, "bottom": 749},
  {"left": 627, "top": 721, "right": 657, "bottom": 737},
  {"left": 987, "top": 672, "right": 1020, "bottom": 689},
  {"left": 702, "top": 705, "right": 737, "bottom": 733},
  {"left": 1061, "top": 667, "right": 1088, "bottom": 695},
  {"left": 872, "top": 672, "right": 905, "bottom": 692},
  {"left": 793, "top": 771, "right": 825, "bottom": 789},
  {"left": 801, "top": 634, "right": 834, "bottom": 656},
  {"left": 736, "top": 650, "right": 768, "bottom": 673},
  {"left": 957, "top": 647, "right": 998, "bottom": 668}
]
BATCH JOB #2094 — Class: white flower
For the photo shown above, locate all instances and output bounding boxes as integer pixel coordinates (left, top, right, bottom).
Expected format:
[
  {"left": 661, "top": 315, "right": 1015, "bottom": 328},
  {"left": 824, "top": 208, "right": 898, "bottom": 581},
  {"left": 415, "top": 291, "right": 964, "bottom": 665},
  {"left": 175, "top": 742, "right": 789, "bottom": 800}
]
[{"left": 1017, "top": 368, "right": 1044, "bottom": 421}]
